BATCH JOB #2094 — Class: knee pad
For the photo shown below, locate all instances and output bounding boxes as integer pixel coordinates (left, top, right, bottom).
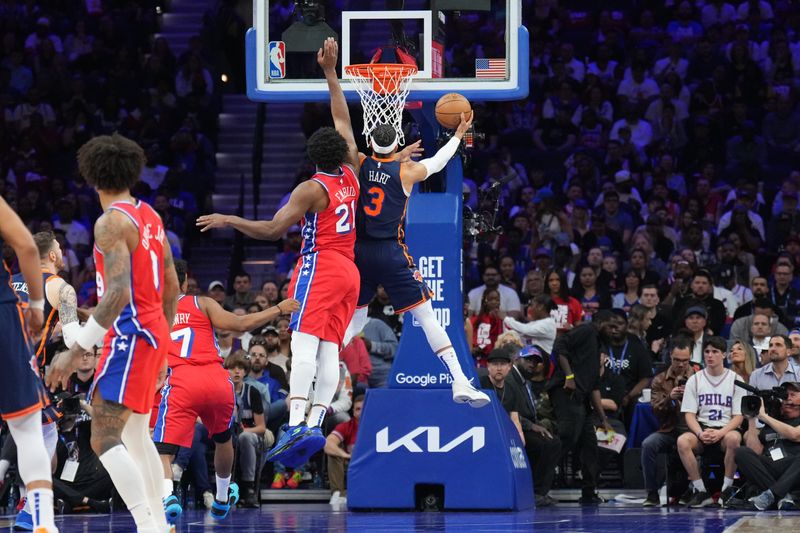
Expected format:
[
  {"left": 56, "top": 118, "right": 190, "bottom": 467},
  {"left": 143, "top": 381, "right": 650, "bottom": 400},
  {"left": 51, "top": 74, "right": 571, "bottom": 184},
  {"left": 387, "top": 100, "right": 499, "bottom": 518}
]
[
  {"left": 212, "top": 428, "right": 233, "bottom": 444},
  {"left": 155, "top": 442, "right": 180, "bottom": 456}
]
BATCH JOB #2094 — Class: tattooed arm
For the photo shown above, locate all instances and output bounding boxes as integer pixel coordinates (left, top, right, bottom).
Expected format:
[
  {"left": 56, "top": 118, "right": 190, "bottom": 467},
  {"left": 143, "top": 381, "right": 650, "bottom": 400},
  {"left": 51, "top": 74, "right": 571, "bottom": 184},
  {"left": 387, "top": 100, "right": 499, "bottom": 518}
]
[
  {"left": 56, "top": 281, "right": 79, "bottom": 325},
  {"left": 161, "top": 235, "right": 179, "bottom": 328}
]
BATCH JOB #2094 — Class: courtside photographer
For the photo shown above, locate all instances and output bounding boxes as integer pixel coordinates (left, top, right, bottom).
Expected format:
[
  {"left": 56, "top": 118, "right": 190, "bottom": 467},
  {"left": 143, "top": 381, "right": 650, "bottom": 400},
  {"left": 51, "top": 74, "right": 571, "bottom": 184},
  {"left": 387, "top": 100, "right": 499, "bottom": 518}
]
[{"left": 734, "top": 380, "right": 800, "bottom": 510}]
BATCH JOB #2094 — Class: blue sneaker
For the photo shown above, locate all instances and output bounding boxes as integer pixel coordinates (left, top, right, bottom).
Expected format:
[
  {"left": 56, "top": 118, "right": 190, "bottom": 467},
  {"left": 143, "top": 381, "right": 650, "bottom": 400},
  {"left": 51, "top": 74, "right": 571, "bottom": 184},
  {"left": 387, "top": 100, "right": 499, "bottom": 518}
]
[
  {"left": 282, "top": 426, "right": 326, "bottom": 468},
  {"left": 210, "top": 483, "right": 240, "bottom": 521},
  {"left": 163, "top": 494, "right": 182, "bottom": 524},
  {"left": 13, "top": 508, "right": 33, "bottom": 531},
  {"left": 266, "top": 424, "right": 315, "bottom": 466}
]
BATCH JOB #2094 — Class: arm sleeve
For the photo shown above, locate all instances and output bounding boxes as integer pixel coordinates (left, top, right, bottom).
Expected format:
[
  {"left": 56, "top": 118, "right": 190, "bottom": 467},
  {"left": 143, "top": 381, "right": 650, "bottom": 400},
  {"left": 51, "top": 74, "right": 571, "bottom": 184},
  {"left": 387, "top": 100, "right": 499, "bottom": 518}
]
[{"left": 420, "top": 136, "right": 461, "bottom": 178}]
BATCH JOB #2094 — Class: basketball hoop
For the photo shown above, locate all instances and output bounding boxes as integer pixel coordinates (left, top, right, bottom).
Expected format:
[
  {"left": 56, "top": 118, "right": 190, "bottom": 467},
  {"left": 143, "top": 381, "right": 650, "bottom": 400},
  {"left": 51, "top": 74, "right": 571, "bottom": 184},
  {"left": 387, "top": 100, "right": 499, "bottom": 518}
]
[{"left": 344, "top": 63, "right": 417, "bottom": 145}]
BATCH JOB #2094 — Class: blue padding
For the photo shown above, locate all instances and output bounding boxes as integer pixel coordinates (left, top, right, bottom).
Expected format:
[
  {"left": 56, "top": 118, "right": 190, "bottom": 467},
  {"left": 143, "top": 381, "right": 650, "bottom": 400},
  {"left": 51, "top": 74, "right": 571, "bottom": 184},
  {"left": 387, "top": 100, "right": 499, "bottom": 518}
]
[{"left": 348, "top": 388, "right": 534, "bottom": 510}]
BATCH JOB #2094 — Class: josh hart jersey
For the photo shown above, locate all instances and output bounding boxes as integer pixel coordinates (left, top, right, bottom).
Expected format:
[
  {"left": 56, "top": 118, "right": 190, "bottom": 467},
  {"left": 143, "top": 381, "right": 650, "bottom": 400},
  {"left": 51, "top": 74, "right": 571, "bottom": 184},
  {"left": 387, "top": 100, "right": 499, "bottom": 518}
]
[
  {"left": 169, "top": 294, "right": 221, "bottom": 366},
  {"left": 300, "top": 166, "right": 359, "bottom": 260},
  {"left": 357, "top": 155, "right": 409, "bottom": 240},
  {"left": 12, "top": 269, "right": 59, "bottom": 359},
  {"left": 681, "top": 369, "right": 745, "bottom": 428},
  {"left": 94, "top": 200, "right": 166, "bottom": 347}
]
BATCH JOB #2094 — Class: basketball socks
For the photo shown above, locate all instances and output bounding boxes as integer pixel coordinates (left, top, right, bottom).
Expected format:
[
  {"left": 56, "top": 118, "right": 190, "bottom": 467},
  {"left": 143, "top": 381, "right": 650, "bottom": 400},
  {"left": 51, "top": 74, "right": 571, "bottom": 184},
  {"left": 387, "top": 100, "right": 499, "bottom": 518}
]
[
  {"left": 216, "top": 474, "right": 231, "bottom": 502},
  {"left": 722, "top": 477, "right": 734, "bottom": 492},
  {"left": 307, "top": 341, "right": 340, "bottom": 427},
  {"left": 99, "top": 445, "right": 157, "bottom": 530},
  {"left": 692, "top": 479, "right": 707, "bottom": 493},
  {"left": 162, "top": 479, "right": 174, "bottom": 499},
  {"left": 289, "top": 331, "right": 322, "bottom": 426},
  {"left": 409, "top": 301, "right": 469, "bottom": 384},
  {"left": 343, "top": 306, "right": 369, "bottom": 347},
  {"left": 121, "top": 414, "right": 168, "bottom": 529},
  {"left": 28, "top": 488, "right": 56, "bottom": 532},
  {"left": 437, "top": 347, "right": 469, "bottom": 384}
]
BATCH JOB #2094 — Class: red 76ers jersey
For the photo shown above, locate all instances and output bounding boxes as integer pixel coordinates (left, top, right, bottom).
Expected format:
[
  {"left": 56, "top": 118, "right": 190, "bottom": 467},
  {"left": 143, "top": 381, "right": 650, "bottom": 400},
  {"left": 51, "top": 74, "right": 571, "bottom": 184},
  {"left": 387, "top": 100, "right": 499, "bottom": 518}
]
[
  {"left": 299, "top": 165, "right": 359, "bottom": 261},
  {"left": 93, "top": 200, "right": 166, "bottom": 347}
]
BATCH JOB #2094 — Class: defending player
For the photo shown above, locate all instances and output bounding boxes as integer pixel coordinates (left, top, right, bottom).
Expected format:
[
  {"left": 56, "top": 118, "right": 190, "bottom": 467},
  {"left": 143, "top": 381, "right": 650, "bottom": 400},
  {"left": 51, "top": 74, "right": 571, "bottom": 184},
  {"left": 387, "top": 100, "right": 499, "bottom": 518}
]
[
  {"left": 341, "top": 115, "right": 490, "bottom": 407},
  {"left": 47, "top": 133, "right": 179, "bottom": 533},
  {"left": 0, "top": 196, "right": 59, "bottom": 533},
  {"left": 151, "top": 260, "right": 299, "bottom": 522},
  {"left": 197, "top": 38, "right": 360, "bottom": 467},
  {"left": 10, "top": 231, "right": 84, "bottom": 531}
]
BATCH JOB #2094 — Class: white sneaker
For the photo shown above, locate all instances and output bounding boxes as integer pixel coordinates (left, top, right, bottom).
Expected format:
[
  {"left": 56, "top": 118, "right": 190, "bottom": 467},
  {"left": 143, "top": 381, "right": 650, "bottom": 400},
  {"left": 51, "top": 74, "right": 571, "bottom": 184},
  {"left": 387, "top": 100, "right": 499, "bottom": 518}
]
[
  {"left": 329, "top": 490, "right": 341, "bottom": 505},
  {"left": 452, "top": 380, "right": 491, "bottom": 408},
  {"left": 202, "top": 490, "right": 214, "bottom": 509}
]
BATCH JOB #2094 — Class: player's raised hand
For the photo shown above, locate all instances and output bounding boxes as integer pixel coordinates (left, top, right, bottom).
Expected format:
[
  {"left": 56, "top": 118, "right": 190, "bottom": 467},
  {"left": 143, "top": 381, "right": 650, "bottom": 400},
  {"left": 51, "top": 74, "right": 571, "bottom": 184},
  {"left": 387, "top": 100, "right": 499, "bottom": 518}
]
[
  {"left": 196, "top": 213, "right": 230, "bottom": 232},
  {"left": 276, "top": 298, "right": 301, "bottom": 314},
  {"left": 46, "top": 347, "right": 81, "bottom": 392},
  {"left": 453, "top": 111, "right": 474, "bottom": 139},
  {"left": 317, "top": 37, "right": 338, "bottom": 72},
  {"left": 25, "top": 307, "right": 43, "bottom": 338},
  {"left": 396, "top": 140, "right": 424, "bottom": 162}
]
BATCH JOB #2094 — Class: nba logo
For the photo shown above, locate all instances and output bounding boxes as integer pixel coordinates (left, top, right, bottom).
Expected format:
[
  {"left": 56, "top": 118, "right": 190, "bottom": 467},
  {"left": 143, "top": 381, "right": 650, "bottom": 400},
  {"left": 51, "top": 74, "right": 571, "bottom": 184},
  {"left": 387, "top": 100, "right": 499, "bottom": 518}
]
[{"left": 268, "top": 41, "right": 286, "bottom": 79}]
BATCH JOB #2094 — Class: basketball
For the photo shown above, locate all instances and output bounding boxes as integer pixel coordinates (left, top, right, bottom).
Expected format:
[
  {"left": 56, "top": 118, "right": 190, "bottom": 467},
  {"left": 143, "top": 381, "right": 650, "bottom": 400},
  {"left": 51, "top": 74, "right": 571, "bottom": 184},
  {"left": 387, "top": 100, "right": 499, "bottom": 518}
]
[{"left": 435, "top": 93, "right": 472, "bottom": 129}]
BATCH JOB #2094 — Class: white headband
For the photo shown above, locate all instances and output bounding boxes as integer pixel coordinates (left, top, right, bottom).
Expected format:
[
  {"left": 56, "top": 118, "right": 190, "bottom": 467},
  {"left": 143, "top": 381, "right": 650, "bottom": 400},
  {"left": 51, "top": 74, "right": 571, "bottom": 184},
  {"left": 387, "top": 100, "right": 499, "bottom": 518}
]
[{"left": 371, "top": 135, "right": 399, "bottom": 155}]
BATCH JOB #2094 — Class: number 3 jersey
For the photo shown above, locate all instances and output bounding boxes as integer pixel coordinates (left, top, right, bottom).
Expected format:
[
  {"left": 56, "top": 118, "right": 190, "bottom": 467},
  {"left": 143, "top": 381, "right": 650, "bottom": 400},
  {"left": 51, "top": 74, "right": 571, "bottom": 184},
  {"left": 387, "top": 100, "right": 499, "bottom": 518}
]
[
  {"left": 680, "top": 368, "right": 745, "bottom": 428},
  {"left": 168, "top": 294, "right": 221, "bottom": 366},
  {"left": 356, "top": 155, "right": 409, "bottom": 241},
  {"left": 93, "top": 200, "right": 168, "bottom": 347}
]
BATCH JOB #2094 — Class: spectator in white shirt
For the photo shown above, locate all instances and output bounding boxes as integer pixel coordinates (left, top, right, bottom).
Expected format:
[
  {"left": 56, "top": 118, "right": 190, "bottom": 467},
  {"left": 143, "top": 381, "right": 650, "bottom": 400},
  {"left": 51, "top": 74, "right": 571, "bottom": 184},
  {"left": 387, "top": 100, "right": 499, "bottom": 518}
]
[
  {"left": 468, "top": 265, "right": 522, "bottom": 319},
  {"left": 617, "top": 63, "right": 660, "bottom": 106},
  {"left": 610, "top": 106, "right": 653, "bottom": 149}
]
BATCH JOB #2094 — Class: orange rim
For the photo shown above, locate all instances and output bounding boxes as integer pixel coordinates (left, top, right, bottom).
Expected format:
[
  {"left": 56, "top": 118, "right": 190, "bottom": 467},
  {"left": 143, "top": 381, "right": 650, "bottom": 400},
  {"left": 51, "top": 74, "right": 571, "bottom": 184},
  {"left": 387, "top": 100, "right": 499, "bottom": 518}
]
[{"left": 345, "top": 63, "right": 417, "bottom": 95}]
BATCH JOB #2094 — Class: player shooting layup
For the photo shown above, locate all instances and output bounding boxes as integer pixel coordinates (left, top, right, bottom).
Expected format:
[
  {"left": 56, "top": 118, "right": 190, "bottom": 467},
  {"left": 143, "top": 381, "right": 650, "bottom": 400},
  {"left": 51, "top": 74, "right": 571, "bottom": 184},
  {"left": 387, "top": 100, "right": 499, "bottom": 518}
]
[
  {"left": 48, "top": 133, "right": 180, "bottom": 533},
  {"left": 197, "top": 38, "right": 362, "bottom": 467},
  {"left": 151, "top": 259, "right": 299, "bottom": 523},
  {"left": 341, "top": 88, "right": 489, "bottom": 408},
  {"left": 0, "top": 197, "right": 59, "bottom": 533}
]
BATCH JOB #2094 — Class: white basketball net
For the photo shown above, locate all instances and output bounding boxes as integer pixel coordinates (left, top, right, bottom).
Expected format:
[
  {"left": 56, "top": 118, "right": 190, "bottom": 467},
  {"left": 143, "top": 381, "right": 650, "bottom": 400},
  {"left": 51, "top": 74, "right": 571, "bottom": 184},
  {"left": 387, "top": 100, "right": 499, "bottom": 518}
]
[{"left": 345, "top": 63, "right": 417, "bottom": 146}]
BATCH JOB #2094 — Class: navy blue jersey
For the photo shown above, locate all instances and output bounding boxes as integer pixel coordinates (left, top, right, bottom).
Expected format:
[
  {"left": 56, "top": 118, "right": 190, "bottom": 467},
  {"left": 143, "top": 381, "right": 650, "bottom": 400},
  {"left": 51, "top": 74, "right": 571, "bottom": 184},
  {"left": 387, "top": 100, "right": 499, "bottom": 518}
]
[
  {"left": 0, "top": 236, "right": 19, "bottom": 305},
  {"left": 12, "top": 269, "right": 59, "bottom": 359},
  {"left": 357, "top": 155, "right": 409, "bottom": 240}
]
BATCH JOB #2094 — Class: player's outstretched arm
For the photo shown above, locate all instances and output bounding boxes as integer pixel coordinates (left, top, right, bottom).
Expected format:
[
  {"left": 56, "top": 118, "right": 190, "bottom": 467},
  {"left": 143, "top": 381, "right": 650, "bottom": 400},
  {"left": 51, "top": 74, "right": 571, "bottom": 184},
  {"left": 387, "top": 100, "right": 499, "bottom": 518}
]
[
  {"left": 318, "top": 37, "right": 359, "bottom": 170},
  {"left": 161, "top": 237, "right": 180, "bottom": 328},
  {"left": 201, "top": 296, "right": 300, "bottom": 333},
  {"left": 0, "top": 196, "right": 44, "bottom": 334},
  {"left": 197, "top": 180, "right": 324, "bottom": 240},
  {"left": 401, "top": 112, "right": 473, "bottom": 186}
]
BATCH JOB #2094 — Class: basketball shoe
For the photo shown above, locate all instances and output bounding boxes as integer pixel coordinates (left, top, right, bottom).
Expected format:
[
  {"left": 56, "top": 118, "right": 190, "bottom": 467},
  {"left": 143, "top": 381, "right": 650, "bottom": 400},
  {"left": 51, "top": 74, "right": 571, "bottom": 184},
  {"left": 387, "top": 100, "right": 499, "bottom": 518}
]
[
  {"left": 163, "top": 494, "right": 182, "bottom": 524},
  {"left": 452, "top": 380, "right": 491, "bottom": 407},
  {"left": 210, "top": 483, "right": 239, "bottom": 520},
  {"left": 266, "top": 424, "right": 326, "bottom": 468}
]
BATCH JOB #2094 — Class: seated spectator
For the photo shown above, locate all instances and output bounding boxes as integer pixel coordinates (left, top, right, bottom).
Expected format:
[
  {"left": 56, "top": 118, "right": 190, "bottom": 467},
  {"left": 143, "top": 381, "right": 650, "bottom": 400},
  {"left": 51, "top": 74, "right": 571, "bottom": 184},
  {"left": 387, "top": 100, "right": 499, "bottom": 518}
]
[
  {"left": 790, "top": 329, "right": 800, "bottom": 367},
  {"left": 681, "top": 305, "right": 712, "bottom": 366},
  {"left": 571, "top": 264, "right": 612, "bottom": 319},
  {"left": 613, "top": 269, "right": 642, "bottom": 313},
  {"left": 339, "top": 335, "right": 371, "bottom": 392},
  {"left": 674, "top": 271, "right": 727, "bottom": 336},
  {"left": 224, "top": 272, "right": 256, "bottom": 310},
  {"left": 736, "top": 382, "right": 800, "bottom": 510},
  {"left": 544, "top": 269, "right": 583, "bottom": 335},
  {"left": 677, "top": 336, "right": 745, "bottom": 508},
  {"left": 749, "top": 335, "right": 799, "bottom": 390},
  {"left": 770, "top": 262, "right": 800, "bottom": 328},
  {"left": 507, "top": 345, "right": 561, "bottom": 507},
  {"left": 225, "top": 351, "right": 266, "bottom": 507},
  {"left": 207, "top": 280, "right": 226, "bottom": 306},
  {"left": 730, "top": 298, "right": 788, "bottom": 345},
  {"left": 324, "top": 395, "right": 364, "bottom": 505},
  {"left": 728, "top": 340, "right": 758, "bottom": 383},
  {"left": 467, "top": 265, "right": 521, "bottom": 318},
  {"left": 479, "top": 346, "right": 525, "bottom": 445},
  {"left": 641, "top": 337, "right": 695, "bottom": 506},
  {"left": 503, "top": 294, "right": 557, "bottom": 355},
  {"left": 362, "top": 311, "right": 398, "bottom": 389},
  {"left": 469, "top": 288, "right": 504, "bottom": 367},
  {"left": 247, "top": 335, "right": 288, "bottom": 432}
]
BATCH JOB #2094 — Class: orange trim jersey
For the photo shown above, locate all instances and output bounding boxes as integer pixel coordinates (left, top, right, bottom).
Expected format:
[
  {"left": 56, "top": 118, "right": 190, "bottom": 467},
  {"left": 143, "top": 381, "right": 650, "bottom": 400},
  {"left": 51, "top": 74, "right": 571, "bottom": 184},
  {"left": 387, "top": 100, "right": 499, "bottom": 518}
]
[{"left": 12, "top": 269, "right": 60, "bottom": 361}]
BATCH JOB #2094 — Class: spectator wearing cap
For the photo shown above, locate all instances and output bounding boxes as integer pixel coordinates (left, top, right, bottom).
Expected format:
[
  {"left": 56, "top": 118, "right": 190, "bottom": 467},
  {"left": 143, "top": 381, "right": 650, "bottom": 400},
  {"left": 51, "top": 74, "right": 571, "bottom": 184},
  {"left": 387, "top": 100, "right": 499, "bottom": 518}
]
[
  {"left": 730, "top": 297, "right": 789, "bottom": 345},
  {"left": 737, "top": 379, "right": 800, "bottom": 511},
  {"left": 750, "top": 334, "right": 799, "bottom": 391},
  {"left": 24, "top": 17, "right": 64, "bottom": 54},
  {"left": 503, "top": 294, "right": 558, "bottom": 355},
  {"left": 533, "top": 247, "right": 554, "bottom": 274},
  {"left": 550, "top": 311, "right": 618, "bottom": 504},
  {"left": 507, "top": 345, "right": 561, "bottom": 507},
  {"left": 640, "top": 336, "right": 696, "bottom": 506},
  {"left": 674, "top": 271, "right": 728, "bottom": 336},
  {"left": 207, "top": 280, "right": 226, "bottom": 306},
  {"left": 718, "top": 188, "right": 766, "bottom": 242},
  {"left": 479, "top": 346, "right": 526, "bottom": 444},
  {"left": 681, "top": 305, "right": 712, "bottom": 366},
  {"left": 468, "top": 265, "right": 522, "bottom": 319},
  {"left": 262, "top": 325, "right": 288, "bottom": 372}
]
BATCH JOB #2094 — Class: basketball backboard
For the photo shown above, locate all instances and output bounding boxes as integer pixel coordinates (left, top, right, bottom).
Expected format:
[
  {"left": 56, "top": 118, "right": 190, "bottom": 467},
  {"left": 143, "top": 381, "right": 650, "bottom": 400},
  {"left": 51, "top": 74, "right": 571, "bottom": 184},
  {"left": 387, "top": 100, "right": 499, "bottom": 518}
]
[{"left": 247, "top": 0, "right": 528, "bottom": 103}]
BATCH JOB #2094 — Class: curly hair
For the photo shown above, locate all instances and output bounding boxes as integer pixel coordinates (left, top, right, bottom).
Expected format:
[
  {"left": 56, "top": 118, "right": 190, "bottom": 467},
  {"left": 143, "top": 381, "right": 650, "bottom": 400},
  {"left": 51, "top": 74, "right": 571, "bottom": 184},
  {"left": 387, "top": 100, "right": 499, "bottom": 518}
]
[
  {"left": 77, "top": 133, "right": 145, "bottom": 192},
  {"left": 370, "top": 123, "right": 396, "bottom": 150},
  {"left": 307, "top": 127, "right": 348, "bottom": 172}
]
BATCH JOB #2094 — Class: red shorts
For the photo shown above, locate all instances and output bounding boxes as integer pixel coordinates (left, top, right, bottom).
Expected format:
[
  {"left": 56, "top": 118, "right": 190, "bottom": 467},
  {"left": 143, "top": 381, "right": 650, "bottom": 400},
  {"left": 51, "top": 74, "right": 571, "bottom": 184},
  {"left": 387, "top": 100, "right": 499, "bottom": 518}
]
[
  {"left": 91, "top": 333, "right": 167, "bottom": 414},
  {"left": 150, "top": 363, "right": 235, "bottom": 447},
  {"left": 288, "top": 250, "right": 359, "bottom": 346}
]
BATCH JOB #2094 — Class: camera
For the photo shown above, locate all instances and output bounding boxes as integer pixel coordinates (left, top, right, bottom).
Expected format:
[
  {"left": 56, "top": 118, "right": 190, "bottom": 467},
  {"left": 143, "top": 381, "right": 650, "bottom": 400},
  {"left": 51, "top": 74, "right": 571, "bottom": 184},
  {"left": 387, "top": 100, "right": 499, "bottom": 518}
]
[
  {"left": 734, "top": 381, "right": 787, "bottom": 418},
  {"left": 55, "top": 392, "right": 83, "bottom": 416}
]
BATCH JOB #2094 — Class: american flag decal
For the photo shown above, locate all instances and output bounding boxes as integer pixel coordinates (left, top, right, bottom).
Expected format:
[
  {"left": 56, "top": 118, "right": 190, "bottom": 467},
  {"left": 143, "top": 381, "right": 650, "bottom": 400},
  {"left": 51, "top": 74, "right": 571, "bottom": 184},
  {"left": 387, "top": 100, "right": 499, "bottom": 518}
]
[{"left": 475, "top": 58, "right": 507, "bottom": 78}]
